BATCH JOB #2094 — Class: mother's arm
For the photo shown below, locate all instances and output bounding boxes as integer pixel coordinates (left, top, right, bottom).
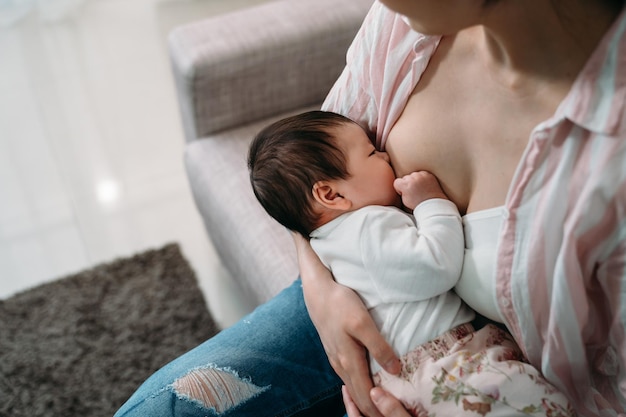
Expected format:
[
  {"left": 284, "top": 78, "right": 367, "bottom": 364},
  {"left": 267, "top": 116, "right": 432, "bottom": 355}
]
[{"left": 292, "top": 233, "right": 401, "bottom": 417}]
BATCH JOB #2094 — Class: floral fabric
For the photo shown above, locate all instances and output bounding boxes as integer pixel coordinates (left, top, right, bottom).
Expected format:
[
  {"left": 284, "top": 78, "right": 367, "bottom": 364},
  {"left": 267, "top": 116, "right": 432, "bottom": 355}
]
[{"left": 373, "top": 324, "right": 575, "bottom": 417}]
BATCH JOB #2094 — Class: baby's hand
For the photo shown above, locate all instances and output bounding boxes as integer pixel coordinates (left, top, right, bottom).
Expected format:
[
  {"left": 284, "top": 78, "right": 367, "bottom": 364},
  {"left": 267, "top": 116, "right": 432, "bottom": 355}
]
[{"left": 393, "top": 171, "right": 447, "bottom": 210}]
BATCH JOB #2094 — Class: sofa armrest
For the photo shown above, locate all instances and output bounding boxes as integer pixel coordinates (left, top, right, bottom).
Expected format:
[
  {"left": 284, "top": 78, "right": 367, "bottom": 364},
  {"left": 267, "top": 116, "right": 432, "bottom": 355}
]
[{"left": 168, "top": 0, "right": 373, "bottom": 142}]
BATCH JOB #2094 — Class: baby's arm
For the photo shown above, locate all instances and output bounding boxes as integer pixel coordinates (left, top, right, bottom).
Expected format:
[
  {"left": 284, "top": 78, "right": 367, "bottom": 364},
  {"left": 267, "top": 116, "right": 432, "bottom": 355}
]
[
  {"left": 359, "top": 171, "right": 462, "bottom": 301},
  {"left": 393, "top": 171, "right": 448, "bottom": 210}
]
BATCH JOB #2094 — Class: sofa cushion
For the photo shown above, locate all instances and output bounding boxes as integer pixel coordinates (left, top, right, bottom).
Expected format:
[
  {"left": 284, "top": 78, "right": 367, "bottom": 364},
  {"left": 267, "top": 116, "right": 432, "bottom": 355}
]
[{"left": 169, "top": 0, "right": 374, "bottom": 142}]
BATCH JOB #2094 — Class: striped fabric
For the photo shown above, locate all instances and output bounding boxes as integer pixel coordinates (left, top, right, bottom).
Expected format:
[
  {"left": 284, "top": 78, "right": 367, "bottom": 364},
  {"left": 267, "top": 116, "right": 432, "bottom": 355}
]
[{"left": 322, "top": 2, "right": 626, "bottom": 415}]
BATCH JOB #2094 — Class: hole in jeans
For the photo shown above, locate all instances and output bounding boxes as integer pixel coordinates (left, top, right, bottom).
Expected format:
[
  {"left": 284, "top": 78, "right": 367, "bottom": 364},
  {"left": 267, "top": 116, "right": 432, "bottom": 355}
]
[{"left": 172, "top": 367, "right": 269, "bottom": 413}]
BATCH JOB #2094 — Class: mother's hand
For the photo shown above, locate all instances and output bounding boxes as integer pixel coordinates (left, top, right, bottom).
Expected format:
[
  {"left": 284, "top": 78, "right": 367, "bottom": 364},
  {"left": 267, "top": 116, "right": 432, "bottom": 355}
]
[
  {"left": 293, "top": 234, "right": 401, "bottom": 417},
  {"left": 344, "top": 385, "right": 413, "bottom": 417},
  {"left": 310, "top": 280, "right": 391, "bottom": 417}
]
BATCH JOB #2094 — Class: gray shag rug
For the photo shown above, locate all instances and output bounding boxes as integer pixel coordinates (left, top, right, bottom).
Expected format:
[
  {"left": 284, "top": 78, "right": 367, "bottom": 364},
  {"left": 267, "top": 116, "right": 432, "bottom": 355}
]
[{"left": 0, "top": 243, "right": 220, "bottom": 417}]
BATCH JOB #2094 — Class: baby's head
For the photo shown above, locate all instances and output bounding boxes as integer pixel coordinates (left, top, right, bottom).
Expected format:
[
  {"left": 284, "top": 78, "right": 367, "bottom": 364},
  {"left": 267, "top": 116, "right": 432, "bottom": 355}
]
[{"left": 248, "top": 111, "right": 398, "bottom": 237}]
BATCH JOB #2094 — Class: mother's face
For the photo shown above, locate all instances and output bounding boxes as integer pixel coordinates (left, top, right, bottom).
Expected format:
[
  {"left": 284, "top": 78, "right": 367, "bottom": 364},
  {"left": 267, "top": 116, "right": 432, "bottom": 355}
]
[{"left": 378, "top": 0, "right": 487, "bottom": 35}]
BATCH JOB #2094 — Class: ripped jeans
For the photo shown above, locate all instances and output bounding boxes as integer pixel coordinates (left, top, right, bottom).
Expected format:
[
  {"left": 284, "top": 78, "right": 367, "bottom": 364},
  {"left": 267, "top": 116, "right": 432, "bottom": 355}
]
[{"left": 114, "top": 279, "right": 345, "bottom": 417}]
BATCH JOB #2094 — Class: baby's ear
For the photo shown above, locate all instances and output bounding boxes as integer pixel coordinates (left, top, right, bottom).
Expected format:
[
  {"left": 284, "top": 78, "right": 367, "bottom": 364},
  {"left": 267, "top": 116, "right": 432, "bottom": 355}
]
[{"left": 312, "top": 181, "right": 351, "bottom": 211}]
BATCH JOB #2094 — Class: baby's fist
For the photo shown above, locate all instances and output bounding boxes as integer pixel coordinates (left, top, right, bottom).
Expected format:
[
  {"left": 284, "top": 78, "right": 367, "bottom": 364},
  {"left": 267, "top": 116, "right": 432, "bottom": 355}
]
[{"left": 393, "top": 171, "right": 447, "bottom": 210}]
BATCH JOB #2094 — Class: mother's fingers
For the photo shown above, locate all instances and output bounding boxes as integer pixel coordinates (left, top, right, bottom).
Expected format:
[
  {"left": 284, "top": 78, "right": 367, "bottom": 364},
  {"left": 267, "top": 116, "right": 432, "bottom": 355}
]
[
  {"left": 343, "top": 386, "right": 363, "bottom": 417},
  {"left": 338, "top": 342, "right": 382, "bottom": 417},
  {"left": 343, "top": 309, "right": 399, "bottom": 377},
  {"left": 370, "top": 387, "right": 413, "bottom": 417},
  {"left": 345, "top": 385, "right": 415, "bottom": 417},
  {"left": 340, "top": 312, "right": 399, "bottom": 417}
]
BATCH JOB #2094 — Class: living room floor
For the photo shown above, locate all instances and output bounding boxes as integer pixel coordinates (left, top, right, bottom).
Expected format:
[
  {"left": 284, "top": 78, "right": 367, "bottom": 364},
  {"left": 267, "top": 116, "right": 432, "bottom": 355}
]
[{"left": 0, "top": 0, "right": 269, "bottom": 328}]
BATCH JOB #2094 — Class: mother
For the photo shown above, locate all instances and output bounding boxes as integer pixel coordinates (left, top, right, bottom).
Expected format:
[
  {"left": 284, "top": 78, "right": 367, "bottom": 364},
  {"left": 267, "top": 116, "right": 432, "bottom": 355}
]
[
  {"left": 116, "top": 0, "right": 626, "bottom": 416},
  {"left": 314, "top": 0, "right": 626, "bottom": 415}
]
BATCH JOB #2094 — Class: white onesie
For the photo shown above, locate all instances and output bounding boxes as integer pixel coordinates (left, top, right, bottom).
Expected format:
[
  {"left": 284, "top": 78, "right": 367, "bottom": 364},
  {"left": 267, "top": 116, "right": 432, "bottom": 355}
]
[{"left": 309, "top": 200, "right": 475, "bottom": 372}]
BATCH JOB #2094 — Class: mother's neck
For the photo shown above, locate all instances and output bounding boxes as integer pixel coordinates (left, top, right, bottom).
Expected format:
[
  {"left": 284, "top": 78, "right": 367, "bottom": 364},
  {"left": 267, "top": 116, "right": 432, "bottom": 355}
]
[{"left": 474, "top": 0, "right": 622, "bottom": 91}]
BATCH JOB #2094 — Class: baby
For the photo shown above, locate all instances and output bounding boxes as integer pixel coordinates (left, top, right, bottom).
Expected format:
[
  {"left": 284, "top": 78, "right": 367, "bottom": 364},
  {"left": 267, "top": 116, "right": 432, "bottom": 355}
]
[{"left": 248, "top": 110, "right": 573, "bottom": 416}]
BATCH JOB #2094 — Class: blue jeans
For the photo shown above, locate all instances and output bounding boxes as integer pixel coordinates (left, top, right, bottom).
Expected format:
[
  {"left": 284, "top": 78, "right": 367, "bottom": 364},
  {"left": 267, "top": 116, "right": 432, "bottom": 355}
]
[{"left": 114, "top": 279, "right": 345, "bottom": 416}]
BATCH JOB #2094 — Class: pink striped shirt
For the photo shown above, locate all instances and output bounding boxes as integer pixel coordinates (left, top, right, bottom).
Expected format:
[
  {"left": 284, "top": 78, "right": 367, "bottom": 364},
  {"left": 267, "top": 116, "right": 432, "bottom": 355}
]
[{"left": 322, "top": 2, "right": 626, "bottom": 415}]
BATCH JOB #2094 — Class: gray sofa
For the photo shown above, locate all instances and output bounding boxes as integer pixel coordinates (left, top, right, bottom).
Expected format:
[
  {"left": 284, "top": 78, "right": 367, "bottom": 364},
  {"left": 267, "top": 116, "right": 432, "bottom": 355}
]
[{"left": 169, "top": 0, "right": 374, "bottom": 306}]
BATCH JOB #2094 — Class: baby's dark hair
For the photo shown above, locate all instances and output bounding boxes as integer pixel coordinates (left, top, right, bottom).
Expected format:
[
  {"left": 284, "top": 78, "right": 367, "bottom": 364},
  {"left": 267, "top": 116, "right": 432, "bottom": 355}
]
[{"left": 248, "top": 110, "right": 354, "bottom": 237}]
